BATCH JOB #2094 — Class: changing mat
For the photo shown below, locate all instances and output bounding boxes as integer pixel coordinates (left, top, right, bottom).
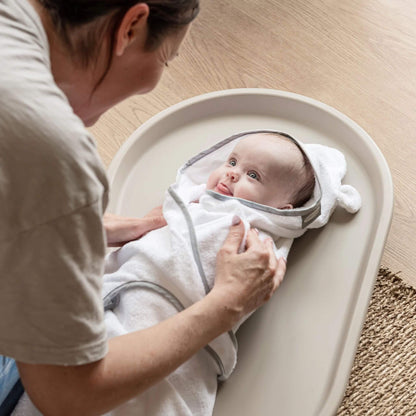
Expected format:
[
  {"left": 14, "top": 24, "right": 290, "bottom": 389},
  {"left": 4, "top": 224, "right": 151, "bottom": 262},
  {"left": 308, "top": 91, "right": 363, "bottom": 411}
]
[
  {"left": 103, "top": 130, "right": 361, "bottom": 381},
  {"left": 13, "top": 89, "right": 392, "bottom": 416},
  {"left": 106, "top": 89, "right": 393, "bottom": 416}
]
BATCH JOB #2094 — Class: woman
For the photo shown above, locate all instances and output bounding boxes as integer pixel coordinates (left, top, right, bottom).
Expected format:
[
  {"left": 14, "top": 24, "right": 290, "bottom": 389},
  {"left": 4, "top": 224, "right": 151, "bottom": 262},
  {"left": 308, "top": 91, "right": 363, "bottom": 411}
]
[{"left": 0, "top": 0, "right": 286, "bottom": 414}]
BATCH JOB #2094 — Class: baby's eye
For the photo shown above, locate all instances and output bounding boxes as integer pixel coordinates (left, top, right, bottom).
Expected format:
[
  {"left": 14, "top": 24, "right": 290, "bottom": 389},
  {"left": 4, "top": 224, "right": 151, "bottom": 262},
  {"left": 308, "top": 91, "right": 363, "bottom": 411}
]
[
  {"left": 228, "top": 159, "right": 237, "bottom": 166},
  {"left": 248, "top": 171, "right": 259, "bottom": 180}
]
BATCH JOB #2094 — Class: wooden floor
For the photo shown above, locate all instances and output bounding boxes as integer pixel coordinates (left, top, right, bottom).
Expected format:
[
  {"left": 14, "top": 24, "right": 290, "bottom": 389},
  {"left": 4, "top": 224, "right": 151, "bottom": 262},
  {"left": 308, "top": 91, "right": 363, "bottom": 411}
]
[{"left": 89, "top": 0, "right": 416, "bottom": 287}]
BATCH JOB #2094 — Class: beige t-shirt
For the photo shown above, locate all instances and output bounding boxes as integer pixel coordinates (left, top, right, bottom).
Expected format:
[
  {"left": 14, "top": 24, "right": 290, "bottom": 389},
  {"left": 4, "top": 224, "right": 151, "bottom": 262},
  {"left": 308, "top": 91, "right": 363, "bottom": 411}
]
[{"left": 0, "top": 0, "right": 109, "bottom": 365}]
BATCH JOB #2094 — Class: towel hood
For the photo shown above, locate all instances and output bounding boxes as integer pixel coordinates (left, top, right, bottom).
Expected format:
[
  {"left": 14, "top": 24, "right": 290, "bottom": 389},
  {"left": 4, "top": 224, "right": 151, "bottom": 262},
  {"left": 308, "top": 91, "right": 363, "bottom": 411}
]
[{"left": 170, "top": 130, "right": 361, "bottom": 231}]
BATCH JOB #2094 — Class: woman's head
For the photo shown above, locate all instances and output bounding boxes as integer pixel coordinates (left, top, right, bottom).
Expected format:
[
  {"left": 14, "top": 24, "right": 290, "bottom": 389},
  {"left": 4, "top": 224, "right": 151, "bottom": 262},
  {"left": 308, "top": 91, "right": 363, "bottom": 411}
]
[
  {"left": 39, "top": 0, "right": 199, "bottom": 65},
  {"left": 36, "top": 1, "right": 199, "bottom": 125}
]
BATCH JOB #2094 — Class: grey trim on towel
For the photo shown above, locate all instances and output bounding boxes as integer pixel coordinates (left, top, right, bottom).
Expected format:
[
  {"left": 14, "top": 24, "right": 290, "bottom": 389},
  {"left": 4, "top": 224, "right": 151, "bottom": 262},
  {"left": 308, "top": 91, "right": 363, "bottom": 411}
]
[
  {"left": 103, "top": 280, "right": 228, "bottom": 380},
  {"left": 181, "top": 131, "right": 248, "bottom": 171},
  {"left": 167, "top": 186, "right": 238, "bottom": 358},
  {"left": 168, "top": 187, "right": 211, "bottom": 294},
  {"left": 205, "top": 190, "right": 321, "bottom": 218}
]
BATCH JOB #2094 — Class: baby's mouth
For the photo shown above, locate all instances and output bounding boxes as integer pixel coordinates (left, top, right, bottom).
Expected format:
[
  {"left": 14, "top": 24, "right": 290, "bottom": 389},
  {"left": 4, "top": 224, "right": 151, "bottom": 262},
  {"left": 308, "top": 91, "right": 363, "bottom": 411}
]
[{"left": 216, "top": 182, "right": 233, "bottom": 196}]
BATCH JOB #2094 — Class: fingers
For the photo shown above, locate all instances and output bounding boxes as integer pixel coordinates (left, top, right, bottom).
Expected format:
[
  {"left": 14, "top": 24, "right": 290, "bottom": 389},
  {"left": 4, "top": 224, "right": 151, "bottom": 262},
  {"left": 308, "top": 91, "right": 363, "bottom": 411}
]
[
  {"left": 245, "top": 227, "right": 263, "bottom": 251},
  {"left": 141, "top": 216, "right": 167, "bottom": 235},
  {"left": 265, "top": 238, "right": 278, "bottom": 278},
  {"left": 132, "top": 215, "right": 167, "bottom": 237},
  {"left": 213, "top": 226, "right": 287, "bottom": 322},
  {"left": 144, "top": 205, "right": 163, "bottom": 218},
  {"left": 262, "top": 237, "right": 287, "bottom": 294},
  {"left": 247, "top": 235, "right": 286, "bottom": 298},
  {"left": 104, "top": 213, "right": 167, "bottom": 247},
  {"left": 220, "top": 218, "right": 245, "bottom": 256},
  {"left": 273, "top": 257, "right": 287, "bottom": 293}
]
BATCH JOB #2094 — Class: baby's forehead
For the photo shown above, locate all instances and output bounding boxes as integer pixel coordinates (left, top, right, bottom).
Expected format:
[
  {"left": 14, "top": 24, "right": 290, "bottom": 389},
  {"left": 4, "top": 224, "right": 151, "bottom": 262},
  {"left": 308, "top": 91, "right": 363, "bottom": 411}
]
[
  {"left": 237, "top": 132, "right": 293, "bottom": 146},
  {"left": 234, "top": 133, "right": 302, "bottom": 162}
]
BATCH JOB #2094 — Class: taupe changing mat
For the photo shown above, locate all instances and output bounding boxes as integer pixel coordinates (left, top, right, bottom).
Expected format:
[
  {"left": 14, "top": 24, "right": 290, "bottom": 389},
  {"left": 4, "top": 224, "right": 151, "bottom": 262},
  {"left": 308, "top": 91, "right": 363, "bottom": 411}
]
[{"left": 107, "top": 89, "right": 394, "bottom": 416}]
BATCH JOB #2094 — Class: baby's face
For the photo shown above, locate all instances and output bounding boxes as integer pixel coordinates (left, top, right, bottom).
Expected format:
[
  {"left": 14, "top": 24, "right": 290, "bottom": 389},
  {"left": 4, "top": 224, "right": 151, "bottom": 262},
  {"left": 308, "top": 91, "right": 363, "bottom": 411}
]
[{"left": 206, "top": 133, "right": 304, "bottom": 209}]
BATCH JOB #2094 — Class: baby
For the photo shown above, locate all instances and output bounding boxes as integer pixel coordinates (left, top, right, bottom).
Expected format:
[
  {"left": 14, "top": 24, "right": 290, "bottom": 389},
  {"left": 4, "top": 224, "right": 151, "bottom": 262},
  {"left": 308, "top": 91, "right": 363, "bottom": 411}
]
[
  {"left": 100, "top": 132, "right": 318, "bottom": 416},
  {"left": 99, "top": 131, "right": 357, "bottom": 416},
  {"left": 206, "top": 132, "right": 315, "bottom": 209},
  {"left": 14, "top": 131, "right": 360, "bottom": 416}
]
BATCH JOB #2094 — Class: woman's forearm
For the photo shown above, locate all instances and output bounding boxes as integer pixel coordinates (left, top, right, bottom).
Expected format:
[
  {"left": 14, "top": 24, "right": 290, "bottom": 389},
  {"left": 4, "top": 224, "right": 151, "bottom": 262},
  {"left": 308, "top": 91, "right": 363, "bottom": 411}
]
[
  {"left": 18, "top": 223, "right": 285, "bottom": 416},
  {"left": 93, "top": 292, "right": 234, "bottom": 413},
  {"left": 18, "top": 293, "right": 234, "bottom": 416}
]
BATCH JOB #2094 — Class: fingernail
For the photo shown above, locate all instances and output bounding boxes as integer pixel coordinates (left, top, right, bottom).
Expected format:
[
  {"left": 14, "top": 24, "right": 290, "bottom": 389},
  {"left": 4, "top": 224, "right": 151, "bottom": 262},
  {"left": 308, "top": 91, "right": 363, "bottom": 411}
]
[
  {"left": 253, "top": 228, "right": 259, "bottom": 235},
  {"left": 280, "top": 257, "right": 287, "bottom": 264},
  {"left": 232, "top": 215, "right": 241, "bottom": 225}
]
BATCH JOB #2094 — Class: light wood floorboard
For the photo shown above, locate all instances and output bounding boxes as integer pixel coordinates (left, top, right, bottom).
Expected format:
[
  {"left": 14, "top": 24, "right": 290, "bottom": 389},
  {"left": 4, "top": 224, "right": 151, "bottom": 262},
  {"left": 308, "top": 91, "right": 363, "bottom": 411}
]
[{"left": 89, "top": 0, "right": 416, "bottom": 287}]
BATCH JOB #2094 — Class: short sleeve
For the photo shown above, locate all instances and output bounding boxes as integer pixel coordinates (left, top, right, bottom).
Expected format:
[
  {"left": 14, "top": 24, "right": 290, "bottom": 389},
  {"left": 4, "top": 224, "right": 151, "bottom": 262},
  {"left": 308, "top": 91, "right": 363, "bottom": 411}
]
[
  {"left": 0, "top": 200, "right": 108, "bottom": 365},
  {"left": 0, "top": 0, "right": 110, "bottom": 365}
]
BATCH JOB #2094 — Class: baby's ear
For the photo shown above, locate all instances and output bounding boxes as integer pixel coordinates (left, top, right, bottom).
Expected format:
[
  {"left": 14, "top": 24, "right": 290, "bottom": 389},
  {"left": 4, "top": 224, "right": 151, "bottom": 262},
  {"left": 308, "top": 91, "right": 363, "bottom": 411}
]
[{"left": 279, "top": 204, "right": 293, "bottom": 210}]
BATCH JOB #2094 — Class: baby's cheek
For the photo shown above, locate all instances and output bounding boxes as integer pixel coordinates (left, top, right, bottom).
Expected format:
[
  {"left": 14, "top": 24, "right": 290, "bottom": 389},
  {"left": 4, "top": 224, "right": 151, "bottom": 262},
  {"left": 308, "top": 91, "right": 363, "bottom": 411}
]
[
  {"left": 234, "top": 184, "right": 256, "bottom": 202},
  {"left": 244, "top": 186, "right": 268, "bottom": 205},
  {"left": 206, "top": 171, "right": 217, "bottom": 190}
]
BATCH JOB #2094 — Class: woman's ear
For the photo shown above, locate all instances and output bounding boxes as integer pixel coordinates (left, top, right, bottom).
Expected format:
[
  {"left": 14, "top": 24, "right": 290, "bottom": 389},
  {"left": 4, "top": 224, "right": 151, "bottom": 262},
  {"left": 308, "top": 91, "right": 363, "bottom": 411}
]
[{"left": 115, "top": 3, "right": 150, "bottom": 56}]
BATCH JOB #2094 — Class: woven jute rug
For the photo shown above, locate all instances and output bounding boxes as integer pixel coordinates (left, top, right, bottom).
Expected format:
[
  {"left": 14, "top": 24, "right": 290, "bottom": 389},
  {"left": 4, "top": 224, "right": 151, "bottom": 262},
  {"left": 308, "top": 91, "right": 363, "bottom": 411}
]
[{"left": 337, "top": 267, "right": 416, "bottom": 415}]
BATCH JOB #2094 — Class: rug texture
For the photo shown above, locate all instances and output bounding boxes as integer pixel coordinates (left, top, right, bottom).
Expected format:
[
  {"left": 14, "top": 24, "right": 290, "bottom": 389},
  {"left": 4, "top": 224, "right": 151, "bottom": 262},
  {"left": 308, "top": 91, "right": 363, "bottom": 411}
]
[{"left": 337, "top": 267, "right": 416, "bottom": 415}]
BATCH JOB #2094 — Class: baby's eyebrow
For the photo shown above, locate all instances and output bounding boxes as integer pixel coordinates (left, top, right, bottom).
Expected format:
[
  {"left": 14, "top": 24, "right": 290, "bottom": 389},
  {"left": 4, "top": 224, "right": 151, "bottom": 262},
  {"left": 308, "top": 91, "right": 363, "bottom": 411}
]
[{"left": 254, "top": 167, "right": 267, "bottom": 180}]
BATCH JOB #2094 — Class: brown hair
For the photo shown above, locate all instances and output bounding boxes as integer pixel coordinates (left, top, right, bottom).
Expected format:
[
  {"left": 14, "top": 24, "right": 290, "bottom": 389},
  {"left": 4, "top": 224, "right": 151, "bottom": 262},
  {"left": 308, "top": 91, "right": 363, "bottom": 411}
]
[
  {"left": 267, "top": 132, "right": 316, "bottom": 208},
  {"left": 39, "top": 0, "right": 199, "bottom": 86},
  {"left": 292, "top": 155, "right": 315, "bottom": 208}
]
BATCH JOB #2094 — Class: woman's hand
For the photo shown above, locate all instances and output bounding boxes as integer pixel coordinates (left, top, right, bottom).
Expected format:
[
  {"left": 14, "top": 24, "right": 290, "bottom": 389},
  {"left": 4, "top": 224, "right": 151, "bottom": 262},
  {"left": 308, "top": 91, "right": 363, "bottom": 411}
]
[
  {"left": 104, "top": 206, "right": 167, "bottom": 247},
  {"left": 209, "top": 218, "right": 286, "bottom": 326}
]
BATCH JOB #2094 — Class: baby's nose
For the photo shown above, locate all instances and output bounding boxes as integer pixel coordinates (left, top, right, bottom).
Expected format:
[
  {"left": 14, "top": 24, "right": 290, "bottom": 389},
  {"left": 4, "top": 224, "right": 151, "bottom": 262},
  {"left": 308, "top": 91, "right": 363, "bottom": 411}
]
[{"left": 227, "top": 170, "right": 239, "bottom": 181}]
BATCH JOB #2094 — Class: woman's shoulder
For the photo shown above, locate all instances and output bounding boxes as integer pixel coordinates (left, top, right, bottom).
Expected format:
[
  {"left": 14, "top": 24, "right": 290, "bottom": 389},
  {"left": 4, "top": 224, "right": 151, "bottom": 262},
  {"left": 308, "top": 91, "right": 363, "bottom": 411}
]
[
  {"left": 0, "top": 80, "right": 109, "bottom": 238},
  {"left": 0, "top": 0, "right": 109, "bottom": 235}
]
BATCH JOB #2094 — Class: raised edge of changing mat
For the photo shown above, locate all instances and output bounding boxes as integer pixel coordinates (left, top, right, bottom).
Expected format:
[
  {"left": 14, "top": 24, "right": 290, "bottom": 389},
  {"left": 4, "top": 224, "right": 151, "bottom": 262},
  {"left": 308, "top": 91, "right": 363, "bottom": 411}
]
[{"left": 107, "top": 89, "right": 394, "bottom": 416}]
